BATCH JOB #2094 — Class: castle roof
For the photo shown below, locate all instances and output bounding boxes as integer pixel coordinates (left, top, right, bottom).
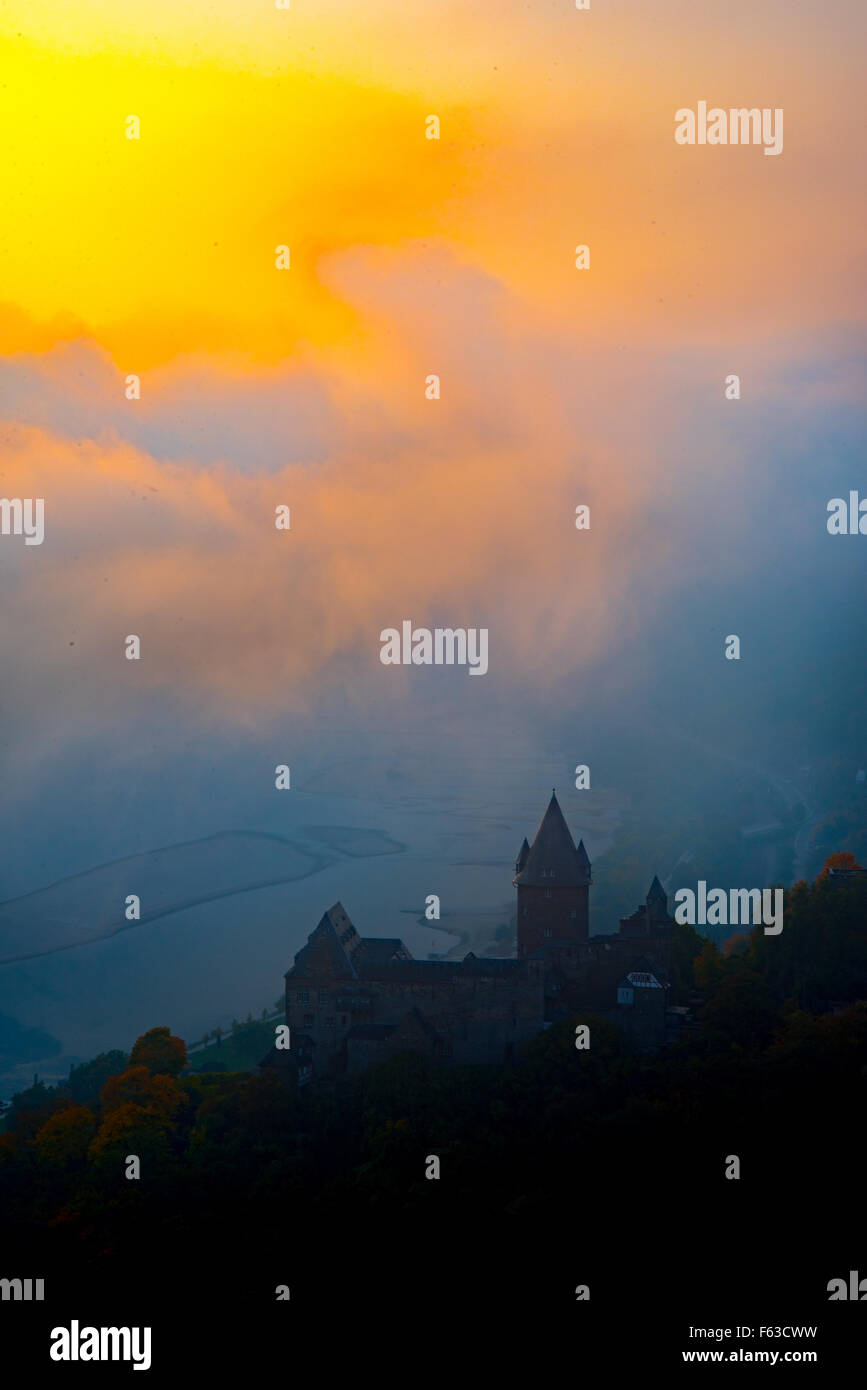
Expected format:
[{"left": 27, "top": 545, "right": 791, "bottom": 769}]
[
  {"left": 287, "top": 904, "right": 410, "bottom": 979},
  {"left": 355, "top": 938, "right": 409, "bottom": 965},
  {"left": 295, "top": 904, "right": 359, "bottom": 979},
  {"left": 513, "top": 791, "right": 591, "bottom": 888},
  {"left": 647, "top": 875, "right": 667, "bottom": 903},
  {"left": 619, "top": 970, "right": 664, "bottom": 990}
]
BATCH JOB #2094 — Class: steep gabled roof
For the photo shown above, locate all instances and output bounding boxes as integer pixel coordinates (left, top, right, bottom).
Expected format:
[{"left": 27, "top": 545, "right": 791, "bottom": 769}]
[
  {"left": 513, "top": 791, "right": 591, "bottom": 887},
  {"left": 288, "top": 902, "right": 359, "bottom": 980},
  {"left": 647, "top": 875, "right": 667, "bottom": 904}
]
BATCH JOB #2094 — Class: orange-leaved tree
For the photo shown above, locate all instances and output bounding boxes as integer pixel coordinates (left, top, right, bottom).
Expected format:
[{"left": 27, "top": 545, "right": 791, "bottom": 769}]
[
  {"left": 35, "top": 1105, "right": 97, "bottom": 1167},
  {"left": 128, "top": 1026, "right": 186, "bottom": 1076},
  {"left": 818, "top": 851, "right": 863, "bottom": 882},
  {"left": 88, "top": 1101, "right": 174, "bottom": 1173},
  {"left": 100, "top": 1066, "right": 185, "bottom": 1120}
]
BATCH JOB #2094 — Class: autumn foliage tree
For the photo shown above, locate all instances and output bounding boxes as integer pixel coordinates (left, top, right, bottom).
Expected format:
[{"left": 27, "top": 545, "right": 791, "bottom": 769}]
[
  {"left": 88, "top": 1101, "right": 174, "bottom": 1174},
  {"left": 129, "top": 1026, "right": 186, "bottom": 1077},
  {"left": 100, "top": 1066, "right": 185, "bottom": 1120},
  {"left": 35, "top": 1105, "right": 97, "bottom": 1167},
  {"left": 694, "top": 939, "right": 724, "bottom": 994},
  {"left": 817, "top": 850, "right": 863, "bottom": 881}
]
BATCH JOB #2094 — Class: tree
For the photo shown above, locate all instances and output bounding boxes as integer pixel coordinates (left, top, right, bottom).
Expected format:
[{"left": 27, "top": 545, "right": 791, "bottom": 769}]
[
  {"left": 700, "top": 969, "right": 781, "bottom": 1050},
  {"left": 721, "top": 932, "right": 749, "bottom": 957},
  {"left": 694, "top": 940, "right": 724, "bottom": 994},
  {"left": 88, "top": 1101, "right": 173, "bottom": 1174},
  {"left": 129, "top": 1026, "right": 186, "bottom": 1077},
  {"left": 100, "top": 1066, "right": 185, "bottom": 1120},
  {"left": 35, "top": 1105, "right": 97, "bottom": 1167},
  {"left": 669, "top": 920, "right": 705, "bottom": 1000},
  {"left": 63, "top": 1050, "right": 128, "bottom": 1104},
  {"left": 5, "top": 1078, "right": 67, "bottom": 1138},
  {"left": 818, "top": 850, "right": 862, "bottom": 882}
]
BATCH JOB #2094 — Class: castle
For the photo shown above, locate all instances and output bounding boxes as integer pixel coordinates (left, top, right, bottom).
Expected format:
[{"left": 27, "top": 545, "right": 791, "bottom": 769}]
[{"left": 261, "top": 792, "right": 676, "bottom": 1082}]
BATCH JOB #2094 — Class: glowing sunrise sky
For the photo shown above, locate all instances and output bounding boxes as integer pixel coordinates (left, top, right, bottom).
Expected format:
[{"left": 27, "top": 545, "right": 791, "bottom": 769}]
[{"left": 0, "top": 0, "right": 864, "bottom": 743}]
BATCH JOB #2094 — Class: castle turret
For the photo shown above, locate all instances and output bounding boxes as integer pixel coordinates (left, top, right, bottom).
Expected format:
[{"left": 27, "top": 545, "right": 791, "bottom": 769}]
[
  {"left": 514, "top": 791, "right": 591, "bottom": 959},
  {"left": 646, "top": 875, "right": 669, "bottom": 926},
  {"left": 619, "top": 876, "right": 673, "bottom": 939}
]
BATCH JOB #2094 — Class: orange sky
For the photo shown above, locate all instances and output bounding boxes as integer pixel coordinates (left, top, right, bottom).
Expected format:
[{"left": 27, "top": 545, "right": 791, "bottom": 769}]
[
  {"left": 0, "top": 1, "right": 864, "bottom": 723},
  {"left": 1, "top": 1, "right": 863, "bottom": 366}
]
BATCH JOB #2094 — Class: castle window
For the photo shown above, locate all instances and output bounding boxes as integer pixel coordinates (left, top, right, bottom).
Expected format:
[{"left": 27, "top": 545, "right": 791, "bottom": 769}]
[
  {"left": 570, "top": 910, "right": 577, "bottom": 919},
  {"left": 318, "top": 990, "right": 328, "bottom": 1005},
  {"left": 522, "top": 907, "right": 527, "bottom": 917},
  {"left": 341, "top": 1015, "right": 347, "bottom": 1028},
  {"left": 545, "top": 889, "right": 552, "bottom": 899},
  {"left": 303, "top": 1014, "right": 314, "bottom": 1028},
  {"left": 544, "top": 928, "right": 552, "bottom": 938},
  {"left": 297, "top": 991, "right": 309, "bottom": 1004}
]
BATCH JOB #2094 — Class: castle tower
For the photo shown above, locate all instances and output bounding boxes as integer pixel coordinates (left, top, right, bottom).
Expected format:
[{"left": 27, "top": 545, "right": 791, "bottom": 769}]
[
  {"left": 645, "top": 875, "right": 669, "bottom": 928},
  {"left": 513, "top": 791, "right": 591, "bottom": 960},
  {"left": 619, "top": 876, "right": 673, "bottom": 938}
]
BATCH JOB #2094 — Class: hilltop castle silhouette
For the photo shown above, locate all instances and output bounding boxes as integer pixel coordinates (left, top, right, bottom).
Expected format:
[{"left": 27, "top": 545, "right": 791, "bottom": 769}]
[{"left": 262, "top": 792, "right": 676, "bottom": 1082}]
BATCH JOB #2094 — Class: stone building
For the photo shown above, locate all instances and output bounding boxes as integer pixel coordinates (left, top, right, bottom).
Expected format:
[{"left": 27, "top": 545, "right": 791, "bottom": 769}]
[
  {"left": 514, "top": 790, "right": 592, "bottom": 958},
  {"left": 262, "top": 902, "right": 545, "bottom": 1081},
  {"left": 615, "top": 968, "right": 669, "bottom": 1051},
  {"left": 515, "top": 794, "right": 674, "bottom": 1022},
  {"left": 261, "top": 792, "right": 675, "bottom": 1080}
]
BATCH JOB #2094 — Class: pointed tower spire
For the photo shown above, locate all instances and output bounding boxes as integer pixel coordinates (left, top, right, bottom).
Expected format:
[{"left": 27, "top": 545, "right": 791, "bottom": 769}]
[
  {"left": 645, "top": 874, "right": 669, "bottom": 927},
  {"left": 647, "top": 875, "right": 666, "bottom": 904},
  {"left": 514, "top": 791, "right": 592, "bottom": 955},
  {"left": 575, "top": 839, "right": 592, "bottom": 881},
  {"left": 513, "top": 790, "right": 591, "bottom": 887}
]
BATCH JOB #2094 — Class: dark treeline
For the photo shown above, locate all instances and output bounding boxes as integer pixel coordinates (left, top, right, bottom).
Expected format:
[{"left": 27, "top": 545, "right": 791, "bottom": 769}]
[{"left": 2, "top": 862, "right": 866, "bottom": 1362}]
